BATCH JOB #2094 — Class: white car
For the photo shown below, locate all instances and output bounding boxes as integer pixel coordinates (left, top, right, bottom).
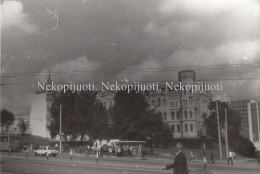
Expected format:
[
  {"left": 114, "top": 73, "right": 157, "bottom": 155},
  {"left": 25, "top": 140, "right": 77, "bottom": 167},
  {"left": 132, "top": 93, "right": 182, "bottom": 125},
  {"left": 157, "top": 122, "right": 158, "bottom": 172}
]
[{"left": 34, "top": 146, "right": 58, "bottom": 157}]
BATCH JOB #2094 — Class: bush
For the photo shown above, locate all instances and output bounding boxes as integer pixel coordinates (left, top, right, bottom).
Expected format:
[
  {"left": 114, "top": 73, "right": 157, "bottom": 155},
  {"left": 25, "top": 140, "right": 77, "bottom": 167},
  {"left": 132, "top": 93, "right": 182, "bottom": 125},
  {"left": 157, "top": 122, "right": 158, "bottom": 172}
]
[{"left": 229, "top": 135, "right": 256, "bottom": 157}]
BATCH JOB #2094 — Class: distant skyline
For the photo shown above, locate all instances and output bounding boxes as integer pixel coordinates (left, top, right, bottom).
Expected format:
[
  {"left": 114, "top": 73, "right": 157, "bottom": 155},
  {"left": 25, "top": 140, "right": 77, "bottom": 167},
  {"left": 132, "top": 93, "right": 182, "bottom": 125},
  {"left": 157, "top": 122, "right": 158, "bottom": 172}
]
[{"left": 1, "top": 0, "right": 260, "bottom": 113}]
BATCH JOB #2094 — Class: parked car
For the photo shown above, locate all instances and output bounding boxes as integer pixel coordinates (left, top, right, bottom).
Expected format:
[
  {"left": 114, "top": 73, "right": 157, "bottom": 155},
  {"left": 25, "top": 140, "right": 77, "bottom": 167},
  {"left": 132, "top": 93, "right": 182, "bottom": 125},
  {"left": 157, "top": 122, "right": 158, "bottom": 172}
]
[{"left": 34, "top": 146, "right": 58, "bottom": 156}]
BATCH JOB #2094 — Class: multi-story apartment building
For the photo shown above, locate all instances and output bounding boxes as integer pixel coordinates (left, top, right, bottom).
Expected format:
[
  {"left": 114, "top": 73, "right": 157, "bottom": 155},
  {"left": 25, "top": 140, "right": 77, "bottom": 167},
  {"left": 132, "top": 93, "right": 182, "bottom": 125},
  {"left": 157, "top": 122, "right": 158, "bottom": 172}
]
[{"left": 228, "top": 100, "right": 260, "bottom": 150}]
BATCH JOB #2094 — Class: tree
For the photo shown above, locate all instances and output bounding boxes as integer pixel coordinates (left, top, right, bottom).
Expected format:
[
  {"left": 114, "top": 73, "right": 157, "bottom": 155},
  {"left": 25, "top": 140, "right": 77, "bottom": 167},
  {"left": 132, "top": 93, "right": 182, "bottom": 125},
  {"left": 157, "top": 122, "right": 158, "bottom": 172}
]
[
  {"left": 1, "top": 109, "right": 15, "bottom": 133},
  {"left": 205, "top": 101, "right": 255, "bottom": 157},
  {"left": 49, "top": 90, "right": 109, "bottom": 141},
  {"left": 109, "top": 90, "right": 173, "bottom": 149},
  {"left": 205, "top": 101, "right": 241, "bottom": 140},
  {"left": 18, "top": 119, "right": 29, "bottom": 135}
]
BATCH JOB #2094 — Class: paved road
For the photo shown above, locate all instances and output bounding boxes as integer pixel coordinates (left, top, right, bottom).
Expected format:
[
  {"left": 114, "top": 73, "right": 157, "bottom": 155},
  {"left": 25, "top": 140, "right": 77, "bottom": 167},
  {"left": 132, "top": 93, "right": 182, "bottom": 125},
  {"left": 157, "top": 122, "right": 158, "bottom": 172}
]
[{"left": 1, "top": 152, "right": 259, "bottom": 174}]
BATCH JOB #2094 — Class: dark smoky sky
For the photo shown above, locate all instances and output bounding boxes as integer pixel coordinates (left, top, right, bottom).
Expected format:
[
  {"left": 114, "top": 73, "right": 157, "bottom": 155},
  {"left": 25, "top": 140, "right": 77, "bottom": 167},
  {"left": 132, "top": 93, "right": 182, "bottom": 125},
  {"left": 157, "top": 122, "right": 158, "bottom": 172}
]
[{"left": 1, "top": 0, "right": 260, "bottom": 113}]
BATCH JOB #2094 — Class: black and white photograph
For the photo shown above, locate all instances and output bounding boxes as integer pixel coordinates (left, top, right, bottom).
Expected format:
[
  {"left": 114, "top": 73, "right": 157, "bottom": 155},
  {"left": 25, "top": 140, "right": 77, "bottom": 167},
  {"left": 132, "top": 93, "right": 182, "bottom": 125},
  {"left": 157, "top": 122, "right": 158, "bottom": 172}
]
[{"left": 1, "top": 0, "right": 260, "bottom": 173}]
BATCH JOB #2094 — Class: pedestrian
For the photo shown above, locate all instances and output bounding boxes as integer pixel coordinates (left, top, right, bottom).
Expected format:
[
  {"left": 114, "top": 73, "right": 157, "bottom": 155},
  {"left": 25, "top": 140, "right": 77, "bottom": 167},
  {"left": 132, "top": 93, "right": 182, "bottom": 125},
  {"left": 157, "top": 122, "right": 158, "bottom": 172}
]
[
  {"left": 138, "top": 144, "right": 141, "bottom": 156},
  {"left": 80, "top": 146, "right": 83, "bottom": 155},
  {"left": 189, "top": 149, "right": 195, "bottom": 163},
  {"left": 70, "top": 149, "right": 73, "bottom": 161},
  {"left": 208, "top": 152, "right": 215, "bottom": 164},
  {"left": 46, "top": 152, "right": 49, "bottom": 160},
  {"left": 62, "top": 146, "right": 64, "bottom": 155},
  {"left": 141, "top": 148, "right": 147, "bottom": 160},
  {"left": 100, "top": 146, "right": 104, "bottom": 157},
  {"left": 108, "top": 147, "right": 112, "bottom": 157},
  {"left": 96, "top": 150, "right": 99, "bottom": 164},
  {"left": 8, "top": 147, "right": 11, "bottom": 157},
  {"left": 86, "top": 146, "right": 89, "bottom": 156},
  {"left": 258, "top": 152, "right": 260, "bottom": 165},
  {"left": 227, "top": 151, "right": 233, "bottom": 165},
  {"left": 120, "top": 146, "right": 123, "bottom": 157},
  {"left": 232, "top": 152, "right": 236, "bottom": 164},
  {"left": 162, "top": 143, "right": 188, "bottom": 174},
  {"left": 55, "top": 143, "right": 58, "bottom": 150},
  {"left": 26, "top": 147, "right": 29, "bottom": 159},
  {"left": 129, "top": 146, "right": 133, "bottom": 157}
]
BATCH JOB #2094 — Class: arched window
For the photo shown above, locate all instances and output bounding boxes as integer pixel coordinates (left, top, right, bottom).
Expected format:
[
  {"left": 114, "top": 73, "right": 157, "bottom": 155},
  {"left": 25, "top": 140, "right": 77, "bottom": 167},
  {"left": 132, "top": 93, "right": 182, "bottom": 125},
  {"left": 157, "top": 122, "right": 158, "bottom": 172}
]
[
  {"left": 171, "top": 111, "right": 175, "bottom": 120},
  {"left": 171, "top": 125, "right": 175, "bottom": 132},
  {"left": 190, "top": 124, "right": 193, "bottom": 132},
  {"left": 184, "top": 110, "right": 188, "bottom": 119},
  {"left": 190, "top": 110, "right": 193, "bottom": 118},
  {"left": 158, "top": 112, "right": 163, "bottom": 119},
  {"left": 163, "top": 98, "right": 167, "bottom": 106},
  {"left": 157, "top": 98, "right": 161, "bottom": 106},
  {"left": 177, "top": 111, "right": 180, "bottom": 119},
  {"left": 177, "top": 124, "right": 181, "bottom": 132},
  {"left": 185, "top": 124, "right": 188, "bottom": 132},
  {"left": 164, "top": 112, "right": 167, "bottom": 120}
]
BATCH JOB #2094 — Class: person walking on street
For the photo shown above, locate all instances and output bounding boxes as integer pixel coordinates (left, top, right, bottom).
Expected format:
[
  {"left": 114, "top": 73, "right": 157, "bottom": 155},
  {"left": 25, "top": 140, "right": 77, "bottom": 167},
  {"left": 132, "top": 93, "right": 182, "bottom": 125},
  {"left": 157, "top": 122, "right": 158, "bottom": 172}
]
[
  {"left": 55, "top": 143, "right": 58, "bottom": 150},
  {"left": 232, "top": 152, "right": 236, "bottom": 164},
  {"left": 227, "top": 151, "right": 233, "bottom": 165},
  {"left": 70, "top": 149, "right": 73, "bottom": 161},
  {"left": 189, "top": 149, "right": 195, "bottom": 163},
  {"left": 26, "top": 147, "right": 29, "bottom": 159},
  {"left": 86, "top": 146, "right": 89, "bottom": 156},
  {"left": 108, "top": 147, "right": 112, "bottom": 157},
  {"left": 8, "top": 147, "right": 11, "bottom": 157},
  {"left": 141, "top": 148, "right": 147, "bottom": 160},
  {"left": 208, "top": 152, "right": 215, "bottom": 164},
  {"left": 96, "top": 150, "right": 99, "bottom": 164},
  {"left": 258, "top": 151, "right": 260, "bottom": 164},
  {"left": 162, "top": 143, "right": 188, "bottom": 174}
]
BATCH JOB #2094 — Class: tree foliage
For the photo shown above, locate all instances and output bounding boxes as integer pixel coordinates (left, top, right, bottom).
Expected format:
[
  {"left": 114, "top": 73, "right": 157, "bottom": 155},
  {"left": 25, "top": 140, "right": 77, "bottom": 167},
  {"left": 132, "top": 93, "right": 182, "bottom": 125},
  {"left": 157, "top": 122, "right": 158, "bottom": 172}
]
[
  {"left": 0, "top": 109, "right": 15, "bottom": 133},
  {"left": 205, "top": 101, "right": 256, "bottom": 157},
  {"left": 49, "top": 91, "right": 109, "bottom": 141},
  {"left": 109, "top": 91, "right": 173, "bottom": 146},
  {"left": 18, "top": 119, "right": 29, "bottom": 135},
  {"left": 205, "top": 101, "right": 241, "bottom": 140}
]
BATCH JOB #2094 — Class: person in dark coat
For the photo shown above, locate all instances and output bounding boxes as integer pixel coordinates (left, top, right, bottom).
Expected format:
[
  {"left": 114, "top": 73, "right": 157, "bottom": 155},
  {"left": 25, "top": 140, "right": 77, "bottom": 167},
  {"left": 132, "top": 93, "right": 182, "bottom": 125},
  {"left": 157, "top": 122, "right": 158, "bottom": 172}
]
[{"left": 163, "top": 143, "right": 188, "bottom": 174}]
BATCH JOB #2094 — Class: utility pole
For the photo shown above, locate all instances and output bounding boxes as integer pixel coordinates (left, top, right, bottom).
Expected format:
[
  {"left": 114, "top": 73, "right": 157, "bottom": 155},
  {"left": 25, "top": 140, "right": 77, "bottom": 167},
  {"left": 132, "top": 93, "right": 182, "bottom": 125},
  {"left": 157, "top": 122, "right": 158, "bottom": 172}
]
[
  {"left": 59, "top": 102, "right": 62, "bottom": 154},
  {"left": 216, "top": 101, "right": 223, "bottom": 159},
  {"left": 225, "top": 108, "right": 229, "bottom": 158}
]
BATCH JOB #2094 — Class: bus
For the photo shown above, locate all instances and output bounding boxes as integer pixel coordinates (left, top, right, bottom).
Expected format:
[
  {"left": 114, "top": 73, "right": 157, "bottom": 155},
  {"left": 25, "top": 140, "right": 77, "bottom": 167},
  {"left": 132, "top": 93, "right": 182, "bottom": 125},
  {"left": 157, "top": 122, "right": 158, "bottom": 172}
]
[{"left": 0, "top": 135, "right": 20, "bottom": 151}]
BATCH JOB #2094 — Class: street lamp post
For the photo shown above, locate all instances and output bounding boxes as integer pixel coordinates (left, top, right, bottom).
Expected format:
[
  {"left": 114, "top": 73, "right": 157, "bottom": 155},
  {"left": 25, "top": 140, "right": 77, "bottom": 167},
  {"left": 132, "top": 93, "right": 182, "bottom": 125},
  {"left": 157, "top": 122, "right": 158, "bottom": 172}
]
[{"left": 216, "top": 101, "right": 223, "bottom": 159}]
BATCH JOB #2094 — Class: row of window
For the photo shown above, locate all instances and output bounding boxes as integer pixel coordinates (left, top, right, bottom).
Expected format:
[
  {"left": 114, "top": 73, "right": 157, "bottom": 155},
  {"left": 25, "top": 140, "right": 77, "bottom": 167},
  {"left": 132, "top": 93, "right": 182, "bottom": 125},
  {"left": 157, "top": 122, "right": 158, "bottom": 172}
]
[
  {"left": 151, "top": 97, "right": 194, "bottom": 107},
  {"left": 170, "top": 123, "right": 194, "bottom": 132},
  {"left": 163, "top": 110, "right": 194, "bottom": 120}
]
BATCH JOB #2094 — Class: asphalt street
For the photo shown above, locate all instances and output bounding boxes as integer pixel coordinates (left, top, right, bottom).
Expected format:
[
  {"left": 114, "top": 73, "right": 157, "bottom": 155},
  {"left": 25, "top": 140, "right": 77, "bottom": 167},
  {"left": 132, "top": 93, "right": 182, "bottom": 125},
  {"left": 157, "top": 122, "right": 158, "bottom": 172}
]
[{"left": 1, "top": 152, "right": 259, "bottom": 174}]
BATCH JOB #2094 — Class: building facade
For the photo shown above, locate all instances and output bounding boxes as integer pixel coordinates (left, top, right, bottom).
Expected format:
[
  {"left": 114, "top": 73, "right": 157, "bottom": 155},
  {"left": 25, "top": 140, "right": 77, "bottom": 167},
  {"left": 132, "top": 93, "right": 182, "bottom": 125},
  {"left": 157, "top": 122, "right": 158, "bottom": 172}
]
[
  {"left": 228, "top": 100, "right": 260, "bottom": 150},
  {"left": 145, "top": 70, "right": 211, "bottom": 139},
  {"left": 97, "top": 70, "right": 212, "bottom": 139}
]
